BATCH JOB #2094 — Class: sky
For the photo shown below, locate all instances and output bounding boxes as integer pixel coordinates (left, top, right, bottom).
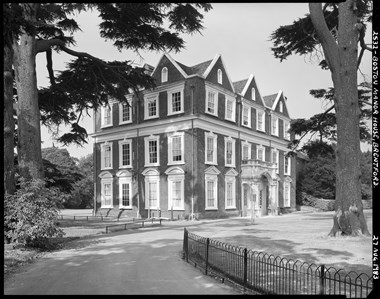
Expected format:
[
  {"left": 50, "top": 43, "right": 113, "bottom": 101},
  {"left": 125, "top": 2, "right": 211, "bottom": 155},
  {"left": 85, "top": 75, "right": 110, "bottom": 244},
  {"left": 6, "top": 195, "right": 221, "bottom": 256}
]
[{"left": 36, "top": 3, "right": 372, "bottom": 159}]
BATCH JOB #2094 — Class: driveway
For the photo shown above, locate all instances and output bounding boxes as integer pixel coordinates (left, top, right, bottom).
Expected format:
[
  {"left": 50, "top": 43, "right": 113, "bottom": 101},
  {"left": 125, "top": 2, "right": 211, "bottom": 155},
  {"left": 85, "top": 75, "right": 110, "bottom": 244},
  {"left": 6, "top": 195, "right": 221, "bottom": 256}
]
[{"left": 4, "top": 223, "right": 240, "bottom": 295}]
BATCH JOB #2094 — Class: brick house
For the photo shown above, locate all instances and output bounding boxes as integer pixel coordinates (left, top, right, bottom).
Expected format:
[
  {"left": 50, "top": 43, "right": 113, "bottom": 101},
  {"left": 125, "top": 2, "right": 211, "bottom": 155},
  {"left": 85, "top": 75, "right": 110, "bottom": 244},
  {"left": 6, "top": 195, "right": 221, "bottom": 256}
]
[{"left": 91, "top": 52, "right": 296, "bottom": 219}]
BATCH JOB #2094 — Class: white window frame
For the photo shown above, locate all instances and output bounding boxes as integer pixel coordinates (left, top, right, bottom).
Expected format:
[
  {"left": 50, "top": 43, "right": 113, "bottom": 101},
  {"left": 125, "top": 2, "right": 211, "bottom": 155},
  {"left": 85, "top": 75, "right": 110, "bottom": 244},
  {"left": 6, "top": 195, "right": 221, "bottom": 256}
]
[
  {"left": 117, "top": 170, "right": 133, "bottom": 209},
  {"left": 161, "top": 67, "right": 168, "bottom": 83},
  {"left": 284, "top": 121, "right": 291, "bottom": 140},
  {"left": 279, "top": 101, "right": 283, "bottom": 113},
  {"left": 205, "top": 175, "right": 218, "bottom": 210},
  {"left": 205, "top": 131, "right": 217, "bottom": 165},
  {"left": 205, "top": 86, "right": 218, "bottom": 116},
  {"left": 224, "top": 137, "right": 236, "bottom": 167},
  {"left": 252, "top": 87, "right": 256, "bottom": 101},
  {"left": 257, "top": 145, "right": 265, "bottom": 161},
  {"left": 119, "top": 139, "right": 132, "bottom": 168},
  {"left": 225, "top": 96, "right": 236, "bottom": 122},
  {"left": 144, "top": 135, "right": 160, "bottom": 167},
  {"left": 256, "top": 109, "right": 265, "bottom": 132},
  {"left": 99, "top": 172, "right": 113, "bottom": 209},
  {"left": 144, "top": 93, "right": 159, "bottom": 120},
  {"left": 167, "top": 87, "right": 184, "bottom": 115},
  {"left": 101, "top": 104, "right": 113, "bottom": 128},
  {"left": 101, "top": 142, "right": 113, "bottom": 170},
  {"left": 119, "top": 98, "right": 132, "bottom": 125},
  {"left": 272, "top": 149, "right": 279, "bottom": 174},
  {"left": 142, "top": 168, "right": 160, "bottom": 210},
  {"left": 165, "top": 167, "right": 185, "bottom": 211},
  {"left": 225, "top": 172, "right": 237, "bottom": 209},
  {"left": 284, "top": 154, "right": 291, "bottom": 175},
  {"left": 241, "top": 141, "right": 251, "bottom": 161},
  {"left": 168, "top": 132, "right": 184, "bottom": 165},
  {"left": 242, "top": 104, "right": 251, "bottom": 127},
  {"left": 217, "top": 69, "right": 222, "bottom": 84},
  {"left": 271, "top": 115, "right": 279, "bottom": 136},
  {"left": 283, "top": 181, "right": 291, "bottom": 207}
]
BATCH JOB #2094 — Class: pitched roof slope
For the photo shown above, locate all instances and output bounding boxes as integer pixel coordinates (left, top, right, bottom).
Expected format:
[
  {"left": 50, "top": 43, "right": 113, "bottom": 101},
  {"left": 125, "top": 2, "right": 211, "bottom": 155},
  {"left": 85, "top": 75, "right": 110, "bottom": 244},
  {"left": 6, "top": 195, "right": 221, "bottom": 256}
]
[
  {"left": 174, "top": 59, "right": 213, "bottom": 76},
  {"left": 233, "top": 79, "right": 248, "bottom": 95},
  {"left": 263, "top": 93, "right": 278, "bottom": 108}
]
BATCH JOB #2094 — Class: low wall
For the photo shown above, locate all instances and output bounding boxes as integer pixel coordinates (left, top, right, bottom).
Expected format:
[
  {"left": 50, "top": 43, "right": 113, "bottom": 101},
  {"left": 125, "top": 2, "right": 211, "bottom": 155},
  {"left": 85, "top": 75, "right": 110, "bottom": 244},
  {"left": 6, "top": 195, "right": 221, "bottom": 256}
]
[{"left": 301, "top": 192, "right": 372, "bottom": 211}]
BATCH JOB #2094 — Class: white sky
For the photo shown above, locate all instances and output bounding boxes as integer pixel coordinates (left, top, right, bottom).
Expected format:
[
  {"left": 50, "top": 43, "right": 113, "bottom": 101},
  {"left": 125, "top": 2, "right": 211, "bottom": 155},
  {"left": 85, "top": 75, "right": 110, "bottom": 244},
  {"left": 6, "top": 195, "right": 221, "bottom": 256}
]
[{"left": 36, "top": 3, "right": 372, "bottom": 159}]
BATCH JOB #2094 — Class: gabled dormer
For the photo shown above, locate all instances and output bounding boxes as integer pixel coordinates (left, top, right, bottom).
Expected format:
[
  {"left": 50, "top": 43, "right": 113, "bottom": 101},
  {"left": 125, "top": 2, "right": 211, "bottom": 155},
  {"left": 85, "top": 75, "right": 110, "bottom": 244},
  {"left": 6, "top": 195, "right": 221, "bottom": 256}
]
[
  {"left": 236, "top": 74, "right": 265, "bottom": 108},
  {"left": 150, "top": 53, "right": 188, "bottom": 85},
  {"left": 203, "top": 54, "right": 235, "bottom": 93},
  {"left": 263, "top": 90, "right": 290, "bottom": 118}
]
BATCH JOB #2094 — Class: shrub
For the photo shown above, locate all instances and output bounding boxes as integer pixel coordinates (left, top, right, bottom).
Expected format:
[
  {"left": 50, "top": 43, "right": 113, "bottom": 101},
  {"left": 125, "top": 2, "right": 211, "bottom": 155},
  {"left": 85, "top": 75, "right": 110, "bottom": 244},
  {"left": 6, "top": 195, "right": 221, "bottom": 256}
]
[{"left": 4, "top": 178, "right": 65, "bottom": 249}]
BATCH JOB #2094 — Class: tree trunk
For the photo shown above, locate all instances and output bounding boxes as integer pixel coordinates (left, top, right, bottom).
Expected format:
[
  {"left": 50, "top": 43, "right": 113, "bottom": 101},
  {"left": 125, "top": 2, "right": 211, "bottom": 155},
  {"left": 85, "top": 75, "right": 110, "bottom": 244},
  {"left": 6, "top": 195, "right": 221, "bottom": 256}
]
[
  {"left": 12, "top": 3, "right": 44, "bottom": 181},
  {"left": 309, "top": 1, "right": 370, "bottom": 236},
  {"left": 4, "top": 44, "right": 16, "bottom": 194}
]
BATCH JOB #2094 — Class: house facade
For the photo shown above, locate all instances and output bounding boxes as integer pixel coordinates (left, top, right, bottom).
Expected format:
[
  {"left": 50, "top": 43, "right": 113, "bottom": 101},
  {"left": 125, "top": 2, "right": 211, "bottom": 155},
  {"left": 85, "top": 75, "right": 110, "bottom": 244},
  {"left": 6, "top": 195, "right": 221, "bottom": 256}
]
[{"left": 91, "top": 53, "right": 296, "bottom": 219}]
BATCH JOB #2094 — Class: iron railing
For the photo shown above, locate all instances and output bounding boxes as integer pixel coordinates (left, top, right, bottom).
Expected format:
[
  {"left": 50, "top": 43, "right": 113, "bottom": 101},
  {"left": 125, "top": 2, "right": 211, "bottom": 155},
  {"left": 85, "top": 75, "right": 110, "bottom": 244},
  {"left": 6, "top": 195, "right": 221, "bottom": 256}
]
[{"left": 182, "top": 228, "right": 373, "bottom": 297}]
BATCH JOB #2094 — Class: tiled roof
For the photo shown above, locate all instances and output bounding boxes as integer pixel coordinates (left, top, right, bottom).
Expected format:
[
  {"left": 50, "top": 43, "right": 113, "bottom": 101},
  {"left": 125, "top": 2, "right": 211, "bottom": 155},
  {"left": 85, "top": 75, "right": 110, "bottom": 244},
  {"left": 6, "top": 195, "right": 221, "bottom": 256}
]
[
  {"left": 233, "top": 79, "right": 248, "bottom": 94},
  {"left": 175, "top": 59, "right": 213, "bottom": 76},
  {"left": 263, "top": 93, "right": 278, "bottom": 108}
]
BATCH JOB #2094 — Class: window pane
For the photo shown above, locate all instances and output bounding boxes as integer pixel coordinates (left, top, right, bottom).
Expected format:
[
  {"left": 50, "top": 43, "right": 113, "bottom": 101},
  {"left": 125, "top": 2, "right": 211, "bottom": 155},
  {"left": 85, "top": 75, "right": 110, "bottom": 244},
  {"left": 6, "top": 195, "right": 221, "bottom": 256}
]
[
  {"left": 122, "top": 143, "right": 130, "bottom": 166},
  {"left": 171, "top": 92, "right": 181, "bottom": 112},
  {"left": 148, "top": 99, "right": 157, "bottom": 117},
  {"left": 122, "top": 103, "right": 130, "bottom": 122},
  {"left": 148, "top": 182, "right": 157, "bottom": 207},
  {"left": 104, "top": 145, "right": 111, "bottom": 167},
  {"left": 122, "top": 183, "right": 130, "bottom": 206},
  {"left": 243, "top": 107, "right": 249, "bottom": 125},
  {"left": 149, "top": 140, "right": 157, "bottom": 163},
  {"left": 207, "top": 181, "right": 214, "bottom": 207},
  {"left": 226, "top": 141, "right": 232, "bottom": 164},
  {"left": 104, "top": 183, "right": 111, "bottom": 206},
  {"left": 243, "top": 145, "right": 249, "bottom": 160},
  {"left": 172, "top": 181, "right": 182, "bottom": 208},
  {"left": 206, "top": 137, "right": 214, "bottom": 162},
  {"left": 226, "top": 100, "right": 233, "bottom": 119},
  {"left": 207, "top": 92, "right": 215, "bottom": 113},
  {"left": 172, "top": 136, "right": 182, "bottom": 162},
  {"left": 227, "top": 182, "right": 233, "bottom": 206}
]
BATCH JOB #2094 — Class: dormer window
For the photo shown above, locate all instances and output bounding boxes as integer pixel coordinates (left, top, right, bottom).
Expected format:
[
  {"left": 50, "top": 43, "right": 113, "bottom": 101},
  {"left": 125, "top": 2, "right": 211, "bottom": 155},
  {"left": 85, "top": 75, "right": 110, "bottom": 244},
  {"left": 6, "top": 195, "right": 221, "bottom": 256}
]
[
  {"left": 217, "top": 69, "right": 222, "bottom": 84},
  {"left": 161, "top": 67, "right": 168, "bottom": 83},
  {"left": 279, "top": 101, "right": 283, "bottom": 113}
]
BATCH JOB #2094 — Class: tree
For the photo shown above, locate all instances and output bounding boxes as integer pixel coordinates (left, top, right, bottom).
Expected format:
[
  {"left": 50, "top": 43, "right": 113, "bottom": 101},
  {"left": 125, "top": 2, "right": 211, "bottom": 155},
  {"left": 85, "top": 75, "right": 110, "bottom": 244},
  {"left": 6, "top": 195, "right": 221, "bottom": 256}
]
[
  {"left": 41, "top": 146, "right": 83, "bottom": 194},
  {"left": 271, "top": 1, "right": 372, "bottom": 236},
  {"left": 70, "top": 154, "right": 94, "bottom": 209},
  {"left": 4, "top": 3, "right": 212, "bottom": 190}
]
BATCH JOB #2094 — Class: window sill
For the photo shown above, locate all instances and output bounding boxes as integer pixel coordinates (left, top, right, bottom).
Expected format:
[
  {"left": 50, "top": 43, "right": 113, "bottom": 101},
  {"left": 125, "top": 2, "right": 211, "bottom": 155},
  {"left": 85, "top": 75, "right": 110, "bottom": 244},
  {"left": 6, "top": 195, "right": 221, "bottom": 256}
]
[{"left": 101, "top": 124, "right": 113, "bottom": 129}]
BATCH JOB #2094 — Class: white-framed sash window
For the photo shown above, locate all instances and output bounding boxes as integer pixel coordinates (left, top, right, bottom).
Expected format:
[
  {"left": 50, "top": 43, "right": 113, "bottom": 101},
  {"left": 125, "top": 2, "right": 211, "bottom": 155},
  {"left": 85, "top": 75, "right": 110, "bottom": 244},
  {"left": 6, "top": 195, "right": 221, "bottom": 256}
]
[
  {"left": 144, "top": 135, "right": 160, "bottom": 167},
  {"left": 225, "top": 96, "right": 236, "bottom": 122},
  {"left": 144, "top": 93, "right": 159, "bottom": 120},
  {"left": 101, "top": 104, "right": 113, "bottom": 128},
  {"left": 99, "top": 171, "right": 113, "bottom": 208},
  {"left": 165, "top": 167, "right": 185, "bottom": 211},
  {"left": 205, "top": 87, "right": 218, "bottom": 116},
  {"left": 119, "top": 139, "right": 132, "bottom": 168},
  {"left": 119, "top": 98, "right": 132, "bottom": 124},
  {"left": 168, "top": 132, "right": 184, "bottom": 165},
  {"left": 205, "top": 131, "right": 217, "bottom": 165},
  {"left": 101, "top": 142, "right": 113, "bottom": 170},
  {"left": 167, "top": 87, "right": 184, "bottom": 115},
  {"left": 224, "top": 137, "right": 236, "bottom": 167},
  {"left": 257, "top": 145, "right": 265, "bottom": 161},
  {"left": 242, "top": 104, "right": 251, "bottom": 127},
  {"left": 257, "top": 109, "right": 265, "bottom": 132}
]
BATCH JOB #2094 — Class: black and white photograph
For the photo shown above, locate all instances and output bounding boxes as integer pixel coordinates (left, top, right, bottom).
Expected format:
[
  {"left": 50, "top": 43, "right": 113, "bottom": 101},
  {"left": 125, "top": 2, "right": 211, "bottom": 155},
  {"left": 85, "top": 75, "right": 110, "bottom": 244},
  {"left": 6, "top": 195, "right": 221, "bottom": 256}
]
[{"left": 3, "top": 2, "right": 378, "bottom": 296}]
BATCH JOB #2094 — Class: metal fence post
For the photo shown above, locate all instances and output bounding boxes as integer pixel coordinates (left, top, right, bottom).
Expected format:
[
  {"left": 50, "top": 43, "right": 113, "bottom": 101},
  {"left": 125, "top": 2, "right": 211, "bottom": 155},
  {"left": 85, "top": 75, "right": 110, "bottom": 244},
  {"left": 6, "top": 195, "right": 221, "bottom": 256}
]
[
  {"left": 319, "top": 264, "right": 325, "bottom": 295},
  {"left": 243, "top": 248, "right": 248, "bottom": 290},
  {"left": 183, "top": 228, "right": 188, "bottom": 262},
  {"left": 205, "top": 238, "right": 210, "bottom": 275}
]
